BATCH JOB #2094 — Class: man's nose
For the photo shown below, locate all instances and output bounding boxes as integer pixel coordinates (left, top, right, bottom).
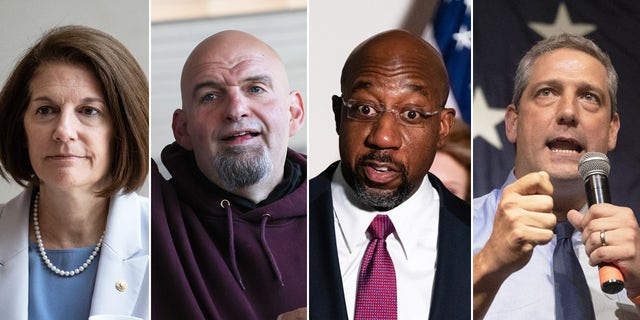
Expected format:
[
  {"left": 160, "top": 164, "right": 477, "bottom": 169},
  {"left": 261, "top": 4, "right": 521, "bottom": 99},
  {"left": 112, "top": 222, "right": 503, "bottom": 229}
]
[{"left": 365, "top": 111, "right": 402, "bottom": 150}]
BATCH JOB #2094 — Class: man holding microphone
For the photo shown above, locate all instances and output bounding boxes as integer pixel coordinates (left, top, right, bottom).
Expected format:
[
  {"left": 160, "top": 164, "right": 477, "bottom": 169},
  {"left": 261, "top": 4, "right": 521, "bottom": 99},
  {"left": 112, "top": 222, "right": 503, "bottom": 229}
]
[{"left": 473, "top": 33, "right": 640, "bottom": 319}]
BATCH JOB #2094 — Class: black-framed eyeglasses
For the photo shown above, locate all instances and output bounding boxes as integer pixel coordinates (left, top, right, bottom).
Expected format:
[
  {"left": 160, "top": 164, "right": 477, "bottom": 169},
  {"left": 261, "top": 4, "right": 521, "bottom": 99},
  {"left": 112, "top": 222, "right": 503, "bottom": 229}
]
[{"left": 342, "top": 98, "right": 443, "bottom": 128}]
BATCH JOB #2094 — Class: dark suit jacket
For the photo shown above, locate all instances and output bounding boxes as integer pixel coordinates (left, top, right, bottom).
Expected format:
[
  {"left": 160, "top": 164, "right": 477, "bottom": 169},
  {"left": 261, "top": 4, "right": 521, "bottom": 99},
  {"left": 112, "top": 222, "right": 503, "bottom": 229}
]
[{"left": 309, "top": 162, "right": 471, "bottom": 319}]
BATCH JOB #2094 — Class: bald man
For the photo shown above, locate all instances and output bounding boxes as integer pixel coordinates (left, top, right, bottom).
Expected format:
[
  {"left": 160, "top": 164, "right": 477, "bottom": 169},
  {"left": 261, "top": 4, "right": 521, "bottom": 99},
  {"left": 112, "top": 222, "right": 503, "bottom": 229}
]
[
  {"left": 309, "top": 29, "right": 470, "bottom": 319},
  {"left": 151, "top": 30, "right": 307, "bottom": 320}
]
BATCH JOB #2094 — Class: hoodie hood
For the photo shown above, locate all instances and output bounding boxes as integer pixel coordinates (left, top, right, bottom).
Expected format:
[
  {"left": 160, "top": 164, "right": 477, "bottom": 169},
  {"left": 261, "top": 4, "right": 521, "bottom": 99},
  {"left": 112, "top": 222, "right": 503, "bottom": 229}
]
[{"left": 161, "top": 142, "right": 307, "bottom": 222}]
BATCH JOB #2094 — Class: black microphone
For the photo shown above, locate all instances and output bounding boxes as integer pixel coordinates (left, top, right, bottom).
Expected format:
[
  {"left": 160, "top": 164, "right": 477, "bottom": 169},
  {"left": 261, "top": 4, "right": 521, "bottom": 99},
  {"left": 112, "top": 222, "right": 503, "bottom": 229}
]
[{"left": 578, "top": 152, "right": 624, "bottom": 294}]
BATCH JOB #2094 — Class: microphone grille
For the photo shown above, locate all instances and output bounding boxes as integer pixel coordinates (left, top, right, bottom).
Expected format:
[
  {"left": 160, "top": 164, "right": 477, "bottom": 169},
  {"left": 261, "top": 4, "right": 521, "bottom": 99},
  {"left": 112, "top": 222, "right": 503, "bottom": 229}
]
[{"left": 579, "top": 152, "right": 610, "bottom": 180}]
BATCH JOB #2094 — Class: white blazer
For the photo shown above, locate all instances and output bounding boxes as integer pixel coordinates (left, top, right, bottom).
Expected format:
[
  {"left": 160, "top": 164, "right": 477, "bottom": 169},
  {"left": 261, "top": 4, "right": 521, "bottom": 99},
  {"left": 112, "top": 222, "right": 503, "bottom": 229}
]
[{"left": 0, "top": 189, "right": 149, "bottom": 319}]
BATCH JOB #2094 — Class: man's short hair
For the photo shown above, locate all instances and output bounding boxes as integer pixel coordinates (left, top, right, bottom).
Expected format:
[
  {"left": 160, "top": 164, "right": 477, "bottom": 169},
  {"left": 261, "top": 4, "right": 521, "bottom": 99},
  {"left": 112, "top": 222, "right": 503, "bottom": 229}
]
[{"left": 512, "top": 33, "right": 618, "bottom": 117}]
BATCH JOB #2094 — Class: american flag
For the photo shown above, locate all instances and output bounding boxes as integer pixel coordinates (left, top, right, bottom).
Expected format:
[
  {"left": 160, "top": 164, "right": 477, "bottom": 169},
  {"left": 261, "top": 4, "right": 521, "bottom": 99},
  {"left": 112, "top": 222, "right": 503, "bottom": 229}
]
[{"left": 433, "top": 0, "right": 471, "bottom": 124}]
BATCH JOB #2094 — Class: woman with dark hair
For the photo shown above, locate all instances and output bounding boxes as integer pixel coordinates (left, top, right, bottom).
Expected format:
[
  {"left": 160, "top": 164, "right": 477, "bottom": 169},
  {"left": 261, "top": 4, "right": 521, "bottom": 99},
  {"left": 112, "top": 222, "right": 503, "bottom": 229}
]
[{"left": 0, "top": 25, "right": 149, "bottom": 319}]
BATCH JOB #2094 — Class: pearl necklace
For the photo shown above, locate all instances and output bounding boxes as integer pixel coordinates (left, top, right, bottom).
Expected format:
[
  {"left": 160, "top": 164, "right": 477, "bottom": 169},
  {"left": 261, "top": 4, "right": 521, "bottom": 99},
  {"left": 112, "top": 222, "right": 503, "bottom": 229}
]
[{"left": 32, "top": 192, "right": 105, "bottom": 277}]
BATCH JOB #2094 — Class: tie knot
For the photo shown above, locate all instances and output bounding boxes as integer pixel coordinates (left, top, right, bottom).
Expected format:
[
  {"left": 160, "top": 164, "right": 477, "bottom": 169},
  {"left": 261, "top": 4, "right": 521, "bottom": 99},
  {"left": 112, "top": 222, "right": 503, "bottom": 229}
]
[
  {"left": 367, "top": 214, "right": 395, "bottom": 240},
  {"left": 554, "top": 221, "right": 575, "bottom": 240}
]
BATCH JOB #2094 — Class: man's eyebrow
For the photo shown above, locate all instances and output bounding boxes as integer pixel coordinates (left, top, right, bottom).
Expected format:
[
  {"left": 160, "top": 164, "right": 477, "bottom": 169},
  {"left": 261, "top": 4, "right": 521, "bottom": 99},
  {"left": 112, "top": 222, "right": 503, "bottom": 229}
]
[
  {"left": 530, "top": 79, "right": 561, "bottom": 89},
  {"left": 191, "top": 75, "right": 274, "bottom": 98},
  {"left": 529, "top": 79, "right": 606, "bottom": 94},
  {"left": 350, "top": 81, "right": 430, "bottom": 97},
  {"left": 350, "top": 80, "right": 372, "bottom": 93},
  {"left": 243, "top": 75, "right": 273, "bottom": 88},
  {"left": 401, "top": 83, "right": 429, "bottom": 97},
  {"left": 191, "top": 80, "right": 224, "bottom": 99}
]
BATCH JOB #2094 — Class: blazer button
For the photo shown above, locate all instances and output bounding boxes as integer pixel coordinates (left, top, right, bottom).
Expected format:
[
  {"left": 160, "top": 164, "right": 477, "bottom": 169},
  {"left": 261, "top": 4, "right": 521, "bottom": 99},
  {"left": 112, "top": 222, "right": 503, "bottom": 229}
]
[{"left": 115, "top": 280, "right": 128, "bottom": 292}]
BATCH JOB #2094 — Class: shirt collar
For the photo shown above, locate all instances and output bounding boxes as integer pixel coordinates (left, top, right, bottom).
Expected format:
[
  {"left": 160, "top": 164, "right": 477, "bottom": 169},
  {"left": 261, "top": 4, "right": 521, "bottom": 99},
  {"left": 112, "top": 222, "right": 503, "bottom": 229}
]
[{"left": 331, "top": 164, "right": 439, "bottom": 258}]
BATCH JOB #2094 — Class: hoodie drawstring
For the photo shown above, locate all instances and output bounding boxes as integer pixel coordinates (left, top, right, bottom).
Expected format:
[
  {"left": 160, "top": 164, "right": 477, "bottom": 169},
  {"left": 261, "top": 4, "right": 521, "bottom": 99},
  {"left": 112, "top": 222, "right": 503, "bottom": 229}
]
[
  {"left": 221, "top": 199, "right": 246, "bottom": 291},
  {"left": 260, "top": 213, "right": 284, "bottom": 287}
]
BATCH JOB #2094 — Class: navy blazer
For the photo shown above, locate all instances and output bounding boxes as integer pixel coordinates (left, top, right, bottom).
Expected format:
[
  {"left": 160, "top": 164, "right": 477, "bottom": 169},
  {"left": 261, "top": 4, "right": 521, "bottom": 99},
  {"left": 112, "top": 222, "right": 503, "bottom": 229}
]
[{"left": 309, "top": 162, "right": 470, "bottom": 319}]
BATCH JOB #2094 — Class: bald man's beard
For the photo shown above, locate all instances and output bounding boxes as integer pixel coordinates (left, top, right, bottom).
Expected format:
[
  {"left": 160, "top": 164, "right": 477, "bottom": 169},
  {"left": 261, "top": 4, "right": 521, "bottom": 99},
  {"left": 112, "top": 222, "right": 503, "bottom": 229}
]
[
  {"left": 352, "top": 151, "right": 413, "bottom": 211},
  {"left": 213, "top": 144, "right": 272, "bottom": 191}
]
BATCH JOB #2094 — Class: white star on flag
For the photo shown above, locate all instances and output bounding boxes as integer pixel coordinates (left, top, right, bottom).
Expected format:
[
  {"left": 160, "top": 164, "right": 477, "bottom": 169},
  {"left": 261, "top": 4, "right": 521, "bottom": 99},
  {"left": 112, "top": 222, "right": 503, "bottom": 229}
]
[
  {"left": 528, "top": 3, "right": 596, "bottom": 38},
  {"left": 453, "top": 25, "right": 471, "bottom": 50},
  {"left": 473, "top": 87, "right": 506, "bottom": 150}
]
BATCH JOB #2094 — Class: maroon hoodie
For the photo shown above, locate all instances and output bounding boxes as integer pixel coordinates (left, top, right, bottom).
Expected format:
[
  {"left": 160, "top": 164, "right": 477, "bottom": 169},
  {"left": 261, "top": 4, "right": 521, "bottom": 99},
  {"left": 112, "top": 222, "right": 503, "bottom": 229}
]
[{"left": 151, "top": 143, "right": 307, "bottom": 319}]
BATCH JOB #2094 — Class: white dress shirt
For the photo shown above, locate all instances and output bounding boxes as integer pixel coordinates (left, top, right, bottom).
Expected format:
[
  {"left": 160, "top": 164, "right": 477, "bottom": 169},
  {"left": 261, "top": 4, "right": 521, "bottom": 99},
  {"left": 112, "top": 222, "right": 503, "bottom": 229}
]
[
  {"left": 331, "top": 165, "right": 440, "bottom": 320},
  {"left": 474, "top": 172, "right": 638, "bottom": 319}
]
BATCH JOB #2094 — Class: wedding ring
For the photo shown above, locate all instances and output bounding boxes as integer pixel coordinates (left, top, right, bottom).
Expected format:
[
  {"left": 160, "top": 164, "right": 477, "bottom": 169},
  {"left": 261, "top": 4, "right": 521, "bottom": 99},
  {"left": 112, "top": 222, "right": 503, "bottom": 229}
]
[{"left": 600, "top": 230, "right": 607, "bottom": 247}]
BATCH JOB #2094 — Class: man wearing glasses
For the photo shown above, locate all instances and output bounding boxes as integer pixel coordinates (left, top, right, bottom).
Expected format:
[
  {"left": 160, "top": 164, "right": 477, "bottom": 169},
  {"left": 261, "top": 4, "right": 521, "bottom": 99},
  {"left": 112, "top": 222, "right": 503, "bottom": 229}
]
[{"left": 308, "top": 29, "right": 470, "bottom": 319}]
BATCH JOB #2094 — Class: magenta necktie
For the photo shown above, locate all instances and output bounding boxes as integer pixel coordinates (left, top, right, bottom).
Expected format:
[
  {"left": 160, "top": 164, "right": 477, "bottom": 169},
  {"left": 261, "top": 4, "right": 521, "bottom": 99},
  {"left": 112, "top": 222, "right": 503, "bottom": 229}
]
[{"left": 354, "top": 214, "right": 397, "bottom": 320}]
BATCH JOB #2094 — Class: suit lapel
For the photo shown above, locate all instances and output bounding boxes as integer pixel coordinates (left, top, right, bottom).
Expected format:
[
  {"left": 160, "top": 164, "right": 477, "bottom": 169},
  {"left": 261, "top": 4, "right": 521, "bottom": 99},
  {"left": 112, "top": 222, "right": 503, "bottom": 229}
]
[
  {"left": 309, "top": 162, "right": 349, "bottom": 319},
  {"left": 428, "top": 174, "right": 471, "bottom": 320},
  {"left": 0, "top": 190, "right": 31, "bottom": 320},
  {"left": 310, "top": 168, "right": 471, "bottom": 320},
  {"left": 90, "top": 192, "right": 148, "bottom": 317}
]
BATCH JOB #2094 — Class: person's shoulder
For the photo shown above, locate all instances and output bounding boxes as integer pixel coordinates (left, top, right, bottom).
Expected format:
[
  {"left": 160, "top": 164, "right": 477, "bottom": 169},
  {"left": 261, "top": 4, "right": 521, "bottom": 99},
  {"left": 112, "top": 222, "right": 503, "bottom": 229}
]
[
  {"left": 310, "top": 162, "right": 339, "bottom": 184},
  {"left": 151, "top": 158, "right": 169, "bottom": 182},
  {"left": 0, "top": 189, "right": 30, "bottom": 215},
  {"left": 0, "top": 201, "right": 6, "bottom": 220},
  {"left": 113, "top": 191, "right": 149, "bottom": 221},
  {"left": 441, "top": 192, "right": 471, "bottom": 227},
  {"left": 0, "top": 190, "right": 30, "bottom": 232},
  {"left": 287, "top": 148, "right": 307, "bottom": 164},
  {"left": 473, "top": 187, "right": 501, "bottom": 214}
]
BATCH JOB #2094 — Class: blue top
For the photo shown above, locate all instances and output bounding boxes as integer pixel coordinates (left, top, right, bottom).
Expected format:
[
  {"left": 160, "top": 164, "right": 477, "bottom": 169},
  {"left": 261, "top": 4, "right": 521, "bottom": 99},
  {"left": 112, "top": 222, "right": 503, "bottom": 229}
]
[
  {"left": 28, "top": 241, "right": 100, "bottom": 320},
  {"left": 473, "top": 171, "right": 636, "bottom": 319}
]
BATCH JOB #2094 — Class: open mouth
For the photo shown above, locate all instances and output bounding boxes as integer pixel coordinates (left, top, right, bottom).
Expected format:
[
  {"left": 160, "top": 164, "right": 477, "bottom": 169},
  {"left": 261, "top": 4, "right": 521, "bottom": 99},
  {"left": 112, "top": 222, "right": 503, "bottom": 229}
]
[
  {"left": 361, "top": 160, "right": 402, "bottom": 185},
  {"left": 222, "top": 131, "right": 260, "bottom": 141},
  {"left": 546, "top": 138, "right": 583, "bottom": 154},
  {"left": 372, "top": 165, "right": 392, "bottom": 172},
  {"left": 364, "top": 160, "right": 399, "bottom": 173}
]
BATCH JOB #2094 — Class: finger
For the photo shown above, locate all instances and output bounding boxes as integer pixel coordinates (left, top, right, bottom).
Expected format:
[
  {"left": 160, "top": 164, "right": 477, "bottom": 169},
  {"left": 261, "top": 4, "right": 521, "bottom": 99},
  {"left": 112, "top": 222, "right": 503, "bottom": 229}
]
[
  {"left": 582, "top": 214, "right": 639, "bottom": 251},
  {"left": 585, "top": 228, "right": 636, "bottom": 263},
  {"left": 518, "top": 210, "right": 557, "bottom": 230},
  {"left": 524, "top": 226, "right": 555, "bottom": 245},
  {"left": 504, "top": 171, "right": 553, "bottom": 196},
  {"left": 582, "top": 219, "right": 621, "bottom": 246},
  {"left": 277, "top": 307, "right": 307, "bottom": 320},
  {"left": 508, "top": 224, "right": 555, "bottom": 246},
  {"left": 581, "top": 203, "right": 635, "bottom": 226},
  {"left": 588, "top": 244, "right": 636, "bottom": 267},
  {"left": 567, "top": 209, "right": 584, "bottom": 231},
  {"left": 584, "top": 229, "right": 608, "bottom": 257},
  {"left": 500, "top": 194, "right": 554, "bottom": 216}
]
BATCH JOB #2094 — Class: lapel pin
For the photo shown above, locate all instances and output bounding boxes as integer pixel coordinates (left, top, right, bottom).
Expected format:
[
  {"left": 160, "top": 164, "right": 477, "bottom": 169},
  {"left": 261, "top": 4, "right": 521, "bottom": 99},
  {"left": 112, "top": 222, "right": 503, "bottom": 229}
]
[{"left": 115, "top": 280, "right": 128, "bottom": 292}]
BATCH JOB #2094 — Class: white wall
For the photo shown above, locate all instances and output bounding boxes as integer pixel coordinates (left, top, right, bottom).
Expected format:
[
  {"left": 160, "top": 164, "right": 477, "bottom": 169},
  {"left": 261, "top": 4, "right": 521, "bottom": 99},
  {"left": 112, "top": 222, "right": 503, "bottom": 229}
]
[
  {"left": 0, "top": 0, "right": 149, "bottom": 202},
  {"left": 308, "top": 0, "right": 438, "bottom": 177}
]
